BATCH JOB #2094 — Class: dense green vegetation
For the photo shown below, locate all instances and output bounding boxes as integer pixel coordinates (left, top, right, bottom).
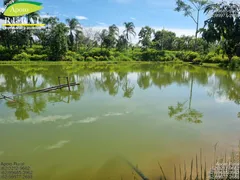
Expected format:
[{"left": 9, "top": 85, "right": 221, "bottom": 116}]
[{"left": 0, "top": 0, "right": 240, "bottom": 70}]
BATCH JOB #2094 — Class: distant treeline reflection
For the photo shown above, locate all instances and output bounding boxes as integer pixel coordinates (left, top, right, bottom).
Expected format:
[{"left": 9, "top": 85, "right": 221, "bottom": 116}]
[{"left": 0, "top": 63, "right": 239, "bottom": 121}]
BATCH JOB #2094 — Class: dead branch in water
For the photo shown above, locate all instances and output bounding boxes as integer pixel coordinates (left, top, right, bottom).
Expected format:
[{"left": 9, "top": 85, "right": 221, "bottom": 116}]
[
  {"left": 158, "top": 161, "right": 167, "bottom": 180},
  {"left": 190, "top": 158, "right": 193, "bottom": 180}
]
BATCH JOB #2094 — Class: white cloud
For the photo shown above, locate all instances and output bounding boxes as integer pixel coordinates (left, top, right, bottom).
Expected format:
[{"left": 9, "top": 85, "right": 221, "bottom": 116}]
[
  {"left": 77, "top": 117, "right": 98, "bottom": 123},
  {"left": 57, "top": 117, "right": 99, "bottom": 128},
  {"left": 76, "top": 16, "right": 88, "bottom": 20},
  {"left": 40, "top": 14, "right": 56, "bottom": 18},
  {"left": 130, "top": 17, "right": 136, "bottom": 20},
  {"left": 97, "top": 22, "right": 107, "bottom": 26},
  {"left": 0, "top": 115, "right": 72, "bottom": 124},
  {"left": 215, "top": 96, "right": 231, "bottom": 103},
  {"left": 0, "top": 7, "right": 5, "bottom": 13}
]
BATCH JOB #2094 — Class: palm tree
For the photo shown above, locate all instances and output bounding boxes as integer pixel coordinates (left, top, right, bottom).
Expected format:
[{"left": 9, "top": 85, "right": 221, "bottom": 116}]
[
  {"left": 75, "top": 29, "right": 84, "bottom": 51},
  {"left": 123, "top": 22, "right": 136, "bottom": 43},
  {"left": 108, "top": 24, "right": 119, "bottom": 37},
  {"left": 98, "top": 29, "right": 108, "bottom": 50},
  {"left": 42, "top": 16, "right": 59, "bottom": 28},
  {"left": 66, "top": 18, "right": 81, "bottom": 50}
]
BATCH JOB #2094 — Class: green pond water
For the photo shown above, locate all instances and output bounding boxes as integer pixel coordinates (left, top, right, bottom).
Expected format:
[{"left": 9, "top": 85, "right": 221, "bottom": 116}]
[{"left": 0, "top": 63, "right": 240, "bottom": 180}]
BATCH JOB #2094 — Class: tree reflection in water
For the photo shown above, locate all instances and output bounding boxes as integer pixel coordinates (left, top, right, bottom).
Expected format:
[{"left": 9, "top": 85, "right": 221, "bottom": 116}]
[
  {"left": 168, "top": 75, "right": 203, "bottom": 124},
  {"left": 0, "top": 63, "right": 239, "bottom": 122}
]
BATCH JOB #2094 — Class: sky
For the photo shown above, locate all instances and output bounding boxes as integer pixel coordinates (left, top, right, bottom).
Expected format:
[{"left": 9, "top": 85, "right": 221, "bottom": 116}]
[{"left": 1, "top": 0, "right": 240, "bottom": 43}]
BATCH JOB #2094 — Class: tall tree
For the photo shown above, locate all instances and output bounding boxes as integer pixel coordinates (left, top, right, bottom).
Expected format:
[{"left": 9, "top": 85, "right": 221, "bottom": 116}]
[
  {"left": 138, "top": 26, "right": 154, "bottom": 50},
  {"left": 107, "top": 24, "right": 119, "bottom": 48},
  {"left": 66, "top": 18, "right": 81, "bottom": 51},
  {"left": 116, "top": 35, "right": 128, "bottom": 51},
  {"left": 123, "top": 22, "right": 136, "bottom": 45},
  {"left": 200, "top": 1, "right": 240, "bottom": 61},
  {"left": 153, "top": 30, "right": 176, "bottom": 50},
  {"left": 49, "top": 23, "right": 69, "bottom": 60},
  {"left": 97, "top": 29, "right": 108, "bottom": 50},
  {"left": 175, "top": 0, "right": 209, "bottom": 50}
]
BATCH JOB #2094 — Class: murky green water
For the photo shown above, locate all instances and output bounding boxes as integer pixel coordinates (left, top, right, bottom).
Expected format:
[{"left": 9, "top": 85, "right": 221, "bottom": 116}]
[{"left": 0, "top": 63, "right": 240, "bottom": 180}]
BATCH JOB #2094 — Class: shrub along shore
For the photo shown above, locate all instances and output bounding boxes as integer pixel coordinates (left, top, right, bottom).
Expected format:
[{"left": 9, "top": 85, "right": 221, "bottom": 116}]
[{"left": 0, "top": 46, "right": 239, "bottom": 70}]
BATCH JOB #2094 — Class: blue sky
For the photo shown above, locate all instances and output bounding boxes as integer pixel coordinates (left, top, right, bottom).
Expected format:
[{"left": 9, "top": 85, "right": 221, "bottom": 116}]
[
  {"left": 39, "top": 0, "right": 206, "bottom": 30},
  {"left": 0, "top": 0, "right": 236, "bottom": 41}
]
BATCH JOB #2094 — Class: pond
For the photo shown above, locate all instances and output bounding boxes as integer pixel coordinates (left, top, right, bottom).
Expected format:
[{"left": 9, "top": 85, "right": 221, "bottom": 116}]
[{"left": 0, "top": 63, "right": 240, "bottom": 180}]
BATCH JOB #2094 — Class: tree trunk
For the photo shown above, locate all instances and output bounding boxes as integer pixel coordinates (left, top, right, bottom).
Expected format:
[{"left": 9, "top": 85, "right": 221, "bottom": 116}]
[
  {"left": 194, "top": 10, "right": 200, "bottom": 52},
  {"left": 189, "top": 75, "right": 194, "bottom": 110}
]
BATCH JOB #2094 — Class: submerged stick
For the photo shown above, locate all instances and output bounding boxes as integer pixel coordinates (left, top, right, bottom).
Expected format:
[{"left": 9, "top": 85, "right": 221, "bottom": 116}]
[
  {"left": 179, "top": 164, "right": 182, "bottom": 180},
  {"left": 158, "top": 161, "right": 167, "bottom": 180},
  {"left": 239, "top": 140, "right": 240, "bottom": 180},
  {"left": 214, "top": 142, "right": 218, "bottom": 165},
  {"left": 225, "top": 151, "right": 227, "bottom": 163},
  {"left": 174, "top": 164, "right": 176, "bottom": 180},
  {"left": 184, "top": 161, "right": 187, "bottom": 180},
  {"left": 204, "top": 157, "right": 206, "bottom": 180},
  {"left": 190, "top": 158, "right": 193, "bottom": 180},
  {"left": 196, "top": 154, "right": 198, "bottom": 180},
  {"left": 66, "top": 77, "right": 71, "bottom": 92},
  {"left": 122, "top": 157, "right": 149, "bottom": 180},
  {"left": 200, "top": 148, "right": 202, "bottom": 180},
  {"left": 18, "top": 83, "right": 79, "bottom": 95}
]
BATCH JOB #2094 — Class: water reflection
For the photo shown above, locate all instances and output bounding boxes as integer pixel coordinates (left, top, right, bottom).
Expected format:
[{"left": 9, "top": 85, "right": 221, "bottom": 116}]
[
  {"left": 168, "top": 75, "right": 203, "bottom": 123},
  {"left": 0, "top": 63, "right": 240, "bottom": 121}
]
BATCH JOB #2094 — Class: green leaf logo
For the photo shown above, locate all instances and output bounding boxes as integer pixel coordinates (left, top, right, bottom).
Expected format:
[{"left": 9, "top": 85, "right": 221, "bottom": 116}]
[{"left": 3, "top": 1, "right": 43, "bottom": 17}]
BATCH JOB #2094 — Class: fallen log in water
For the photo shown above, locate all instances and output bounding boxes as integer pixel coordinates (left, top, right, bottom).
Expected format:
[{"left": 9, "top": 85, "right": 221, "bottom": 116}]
[
  {"left": 121, "top": 156, "right": 149, "bottom": 180},
  {"left": 17, "top": 82, "right": 80, "bottom": 95},
  {"left": 1, "top": 94, "right": 16, "bottom": 101},
  {"left": 0, "top": 82, "right": 80, "bottom": 99}
]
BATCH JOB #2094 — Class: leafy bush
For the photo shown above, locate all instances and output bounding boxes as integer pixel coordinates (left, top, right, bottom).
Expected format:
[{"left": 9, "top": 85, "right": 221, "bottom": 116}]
[
  {"left": 30, "top": 54, "right": 48, "bottom": 61},
  {"left": 109, "top": 55, "right": 116, "bottom": 61},
  {"left": 0, "top": 46, "right": 17, "bottom": 60},
  {"left": 141, "top": 49, "right": 165, "bottom": 61},
  {"left": 99, "top": 56, "right": 108, "bottom": 61},
  {"left": 86, "top": 49, "right": 111, "bottom": 58},
  {"left": 232, "top": 56, "right": 240, "bottom": 61},
  {"left": 13, "top": 52, "right": 30, "bottom": 61},
  {"left": 225, "top": 56, "right": 240, "bottom": 70},
  {"left": 26, "top": 48, "right": 35, "bottom": 55},
  {"left": 64, "top": 56, "right": 76, "bottom": 61},
  {"left": 116, "top": 54, "right": 132, "bottom": 61},
  {"left": 228, "top": 60, "right": 240, "bottom": 70},
  {"left": 175, "top": 51, "right": 185, "bottom": 60},
  {"left": 85, "top": 57, "right": 95, "bottom": 62},
  {"left": 204, "top": 52, "right": 215, "bottom": 61},
  {"left": 176, "top": 51, "right": 199, "bottom": 62},
  {"left": 210, "top": 56, "right": 223, "bottom": 63},
  {"left": 66, "top": 51, "right": 84, "bottom": 61},
  {"left": 186, "top": 52, "right": 199, "bottom": 62},
  {"left": 193, "top": 57, "right": 202, "bottom": 64}
]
